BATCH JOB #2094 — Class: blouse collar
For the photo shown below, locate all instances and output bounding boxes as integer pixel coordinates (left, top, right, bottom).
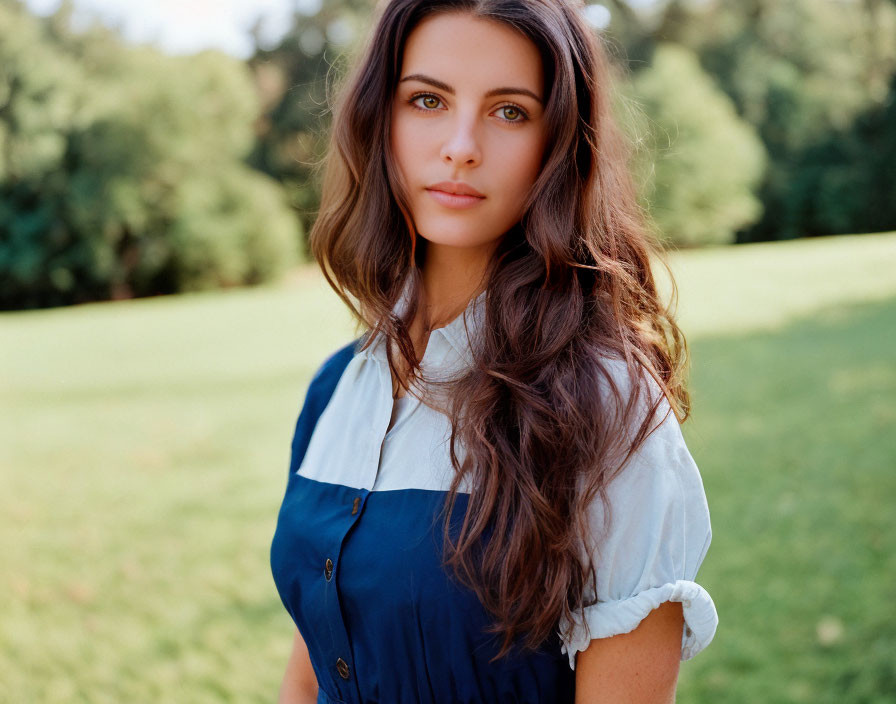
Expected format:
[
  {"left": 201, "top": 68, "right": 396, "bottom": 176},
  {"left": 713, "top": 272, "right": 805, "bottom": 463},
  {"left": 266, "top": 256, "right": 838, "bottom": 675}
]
[{"left": 361, "top": 279, "right": 487, "bottom": 371}]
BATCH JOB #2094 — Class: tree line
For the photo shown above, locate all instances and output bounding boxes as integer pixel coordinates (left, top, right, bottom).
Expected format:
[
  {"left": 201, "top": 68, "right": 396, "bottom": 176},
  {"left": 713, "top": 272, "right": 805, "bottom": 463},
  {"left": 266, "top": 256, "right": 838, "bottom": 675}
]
[{"left": 1, "top": 0, "right": 894, "bottom": 309}]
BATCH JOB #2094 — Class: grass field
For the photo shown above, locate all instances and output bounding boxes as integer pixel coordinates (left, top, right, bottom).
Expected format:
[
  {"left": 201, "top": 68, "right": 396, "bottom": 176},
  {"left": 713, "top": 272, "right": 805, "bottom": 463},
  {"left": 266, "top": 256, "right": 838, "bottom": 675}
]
[{"left": 1, "top": 232, "right": 895, "bottom": 703}]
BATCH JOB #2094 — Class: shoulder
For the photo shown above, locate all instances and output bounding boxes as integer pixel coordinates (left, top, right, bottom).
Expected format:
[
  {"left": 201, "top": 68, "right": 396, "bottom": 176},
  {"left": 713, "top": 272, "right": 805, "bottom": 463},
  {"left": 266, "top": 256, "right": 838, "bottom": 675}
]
[
  {"left": 295, "top": 337, "right": 363, "bottom": 431},
  {"left": 286, "top": 337, "right": 364, "bottom": 471},
  {"left": 300, "top": 336, "right": 365, "bottom": 413},
  {"left": 592, "top": 353, "right": 681, "bottom": 450},
  {"left": 586, "top": 353, "right": 708, "bottom": 553},
  {"left": 308, "top": 337, "right": 364, "bottom": 388}
]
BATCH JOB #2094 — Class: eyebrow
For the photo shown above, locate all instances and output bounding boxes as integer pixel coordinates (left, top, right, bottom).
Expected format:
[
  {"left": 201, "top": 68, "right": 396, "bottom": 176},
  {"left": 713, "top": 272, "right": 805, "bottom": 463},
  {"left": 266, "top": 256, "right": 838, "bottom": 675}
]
[{"left": 398, "top": 73, "right": 543, "bottom": 105}]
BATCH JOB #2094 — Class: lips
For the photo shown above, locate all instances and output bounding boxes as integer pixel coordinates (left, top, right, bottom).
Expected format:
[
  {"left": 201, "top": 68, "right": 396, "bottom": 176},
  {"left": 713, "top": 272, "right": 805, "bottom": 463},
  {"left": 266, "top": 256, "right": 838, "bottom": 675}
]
[{"left": 426, "top": 181, "right": 485, "bottom": 198}]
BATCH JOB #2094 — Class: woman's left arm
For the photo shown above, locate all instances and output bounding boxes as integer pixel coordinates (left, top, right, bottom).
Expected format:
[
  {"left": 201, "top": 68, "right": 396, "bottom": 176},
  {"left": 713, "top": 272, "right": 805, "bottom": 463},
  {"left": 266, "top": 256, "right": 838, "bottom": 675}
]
[{"left": 574, "top": 601, "right": 685, "bottom": 704}]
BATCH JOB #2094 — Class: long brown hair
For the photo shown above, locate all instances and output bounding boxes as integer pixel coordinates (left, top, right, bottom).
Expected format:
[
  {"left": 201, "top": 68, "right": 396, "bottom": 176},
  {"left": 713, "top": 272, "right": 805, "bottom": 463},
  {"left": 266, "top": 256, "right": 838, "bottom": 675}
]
[{"left": 310, "top": 0, "right": 690, "bottom": 661}]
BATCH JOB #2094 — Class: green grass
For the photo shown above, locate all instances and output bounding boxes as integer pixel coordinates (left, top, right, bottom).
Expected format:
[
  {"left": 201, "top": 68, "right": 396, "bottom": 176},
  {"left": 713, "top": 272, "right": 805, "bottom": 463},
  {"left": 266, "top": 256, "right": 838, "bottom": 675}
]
[
  {"left": 1, "top": 232, "right": 895, "bottom": 703},
  {"left": 679, "top": 297, "right": 896, "bottom": 703},
  {"left": 657, "top": 230, "right": 896, "bottom": 337}
]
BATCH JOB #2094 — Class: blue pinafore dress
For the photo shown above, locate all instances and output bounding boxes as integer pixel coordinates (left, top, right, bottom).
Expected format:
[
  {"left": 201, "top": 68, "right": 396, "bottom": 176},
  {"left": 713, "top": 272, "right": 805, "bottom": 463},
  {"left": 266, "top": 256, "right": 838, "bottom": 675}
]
[{"left": 269, "top": 338, "right": 576, "bottom": 703}]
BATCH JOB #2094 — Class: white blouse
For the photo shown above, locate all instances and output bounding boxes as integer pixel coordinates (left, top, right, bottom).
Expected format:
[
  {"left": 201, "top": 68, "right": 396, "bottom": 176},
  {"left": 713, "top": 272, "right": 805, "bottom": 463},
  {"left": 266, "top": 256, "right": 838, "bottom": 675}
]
[{"left": 295, "top": 286, "right": 718, "bottom": 671}]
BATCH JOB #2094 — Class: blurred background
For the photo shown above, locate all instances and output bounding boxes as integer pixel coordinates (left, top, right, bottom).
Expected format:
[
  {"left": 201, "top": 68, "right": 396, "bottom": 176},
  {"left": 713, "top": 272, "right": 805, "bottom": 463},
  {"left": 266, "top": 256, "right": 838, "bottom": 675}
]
[{"left": 1, "top": 0, "right": 894, "bottom": 701}]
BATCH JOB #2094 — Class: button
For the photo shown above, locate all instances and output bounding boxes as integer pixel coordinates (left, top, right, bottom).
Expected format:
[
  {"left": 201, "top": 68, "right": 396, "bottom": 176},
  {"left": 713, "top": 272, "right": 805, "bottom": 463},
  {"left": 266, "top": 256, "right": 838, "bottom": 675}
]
[
  {"left": 324, "top": 558, "right": 333, "bottom": 581},
  {"left": 336, "top": 657, "right": 350, "bottom": 679},
  {"left": 351, "top": 496, "right": 360, "bottom": 515}
]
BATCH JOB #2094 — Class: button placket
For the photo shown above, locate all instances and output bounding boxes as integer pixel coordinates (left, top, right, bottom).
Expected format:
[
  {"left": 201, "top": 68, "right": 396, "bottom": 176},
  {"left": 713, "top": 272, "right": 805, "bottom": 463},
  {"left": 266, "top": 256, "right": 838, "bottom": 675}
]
[{"left": 320, "top": 486, "right": 369, "bottom": 702}]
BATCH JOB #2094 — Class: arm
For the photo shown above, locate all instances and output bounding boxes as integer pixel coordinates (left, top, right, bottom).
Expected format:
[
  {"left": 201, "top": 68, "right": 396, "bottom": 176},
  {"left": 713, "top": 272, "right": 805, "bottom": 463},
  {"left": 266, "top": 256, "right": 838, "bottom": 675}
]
[
  {"left": 575, "top": 601, "right": 684, "bottom": 704},
  {"left": 278, "top": 627, "right": 320, "bottom": 704}
]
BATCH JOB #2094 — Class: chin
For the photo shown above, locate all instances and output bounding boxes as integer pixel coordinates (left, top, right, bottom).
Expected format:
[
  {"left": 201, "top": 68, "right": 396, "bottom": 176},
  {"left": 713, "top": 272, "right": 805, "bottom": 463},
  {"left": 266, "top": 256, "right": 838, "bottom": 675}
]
[{"left": 418, "top": 229, "right": 498, "bottom": 249}]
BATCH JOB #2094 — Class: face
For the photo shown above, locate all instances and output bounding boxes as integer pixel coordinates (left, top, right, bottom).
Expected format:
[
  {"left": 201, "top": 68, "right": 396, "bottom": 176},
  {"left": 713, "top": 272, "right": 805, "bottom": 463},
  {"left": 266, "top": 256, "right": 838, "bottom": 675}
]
[{"left": 390, "top": 12, "right": 549, "bottom": 254}]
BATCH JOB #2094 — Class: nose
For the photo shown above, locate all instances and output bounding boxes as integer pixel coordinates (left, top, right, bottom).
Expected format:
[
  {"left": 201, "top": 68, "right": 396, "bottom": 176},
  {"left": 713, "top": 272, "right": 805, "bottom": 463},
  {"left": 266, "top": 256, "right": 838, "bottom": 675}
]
[{"left": 439, "top": 116, "right": 481, "bottom": 167}]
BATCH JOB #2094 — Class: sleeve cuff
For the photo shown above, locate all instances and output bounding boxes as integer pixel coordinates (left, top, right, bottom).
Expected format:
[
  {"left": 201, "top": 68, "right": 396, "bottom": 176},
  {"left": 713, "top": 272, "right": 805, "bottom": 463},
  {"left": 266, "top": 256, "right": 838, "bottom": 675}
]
[{"left": 557, "top": 579, "right": 719, "bottom": 670}]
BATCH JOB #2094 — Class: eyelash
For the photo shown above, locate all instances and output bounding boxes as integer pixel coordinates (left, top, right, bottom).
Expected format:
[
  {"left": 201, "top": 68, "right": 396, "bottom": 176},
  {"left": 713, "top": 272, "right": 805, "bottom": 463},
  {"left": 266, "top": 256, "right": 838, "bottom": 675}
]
[{"left": 407, "top": 92, "right": 530, "bottom": 124}]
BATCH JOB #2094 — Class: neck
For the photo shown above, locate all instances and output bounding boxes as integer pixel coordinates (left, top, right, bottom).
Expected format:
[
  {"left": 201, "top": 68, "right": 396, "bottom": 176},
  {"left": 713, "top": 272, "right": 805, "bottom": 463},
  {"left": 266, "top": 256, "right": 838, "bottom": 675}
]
[{"left": 419, "top": 240, "right": 494, "bottom": 329}]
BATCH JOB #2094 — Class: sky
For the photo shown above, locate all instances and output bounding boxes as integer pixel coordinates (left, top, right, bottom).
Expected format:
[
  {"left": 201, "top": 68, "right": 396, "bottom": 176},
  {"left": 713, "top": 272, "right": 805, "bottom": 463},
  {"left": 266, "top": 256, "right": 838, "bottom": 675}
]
[
  {"left": 23, "top": 0, "right": 653, "bottom": 59},
  {"left": 23, "top": 0, "right": 323, "bottom": 58}
]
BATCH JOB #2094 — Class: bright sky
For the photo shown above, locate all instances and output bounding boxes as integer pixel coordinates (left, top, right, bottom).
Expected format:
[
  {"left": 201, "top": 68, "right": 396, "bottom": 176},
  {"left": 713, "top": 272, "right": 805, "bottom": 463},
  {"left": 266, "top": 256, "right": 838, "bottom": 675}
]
[
  {"left": 24, "top": 0, "right": 323, "bottom": 58},
  {"left": 23, "top": 0, "right": 650, "bottom": 58}
]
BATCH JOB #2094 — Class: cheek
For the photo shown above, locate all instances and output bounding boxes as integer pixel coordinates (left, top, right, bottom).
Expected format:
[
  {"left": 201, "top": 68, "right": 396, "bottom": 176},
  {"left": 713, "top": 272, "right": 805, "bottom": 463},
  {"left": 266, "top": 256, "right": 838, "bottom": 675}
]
[
  {"left": 497, "top": 135, "right": 547, "bottom": 206},
  {"left": 390, "top": 111, "right": 431, "bottom": 178}
]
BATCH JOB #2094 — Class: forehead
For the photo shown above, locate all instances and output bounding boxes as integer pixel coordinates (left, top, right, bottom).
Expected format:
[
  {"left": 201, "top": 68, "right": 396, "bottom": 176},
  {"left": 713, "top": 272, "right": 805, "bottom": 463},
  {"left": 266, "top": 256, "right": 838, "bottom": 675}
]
[{"left": 399, "top": 12, "right": 544, "bottom": 92}]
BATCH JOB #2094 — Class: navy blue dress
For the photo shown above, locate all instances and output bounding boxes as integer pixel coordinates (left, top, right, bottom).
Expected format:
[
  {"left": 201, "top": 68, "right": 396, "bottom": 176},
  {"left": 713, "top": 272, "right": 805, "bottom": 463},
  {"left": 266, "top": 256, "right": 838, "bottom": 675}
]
[{"left": 270, "top": 339, "right": 576, "bottom": 703}]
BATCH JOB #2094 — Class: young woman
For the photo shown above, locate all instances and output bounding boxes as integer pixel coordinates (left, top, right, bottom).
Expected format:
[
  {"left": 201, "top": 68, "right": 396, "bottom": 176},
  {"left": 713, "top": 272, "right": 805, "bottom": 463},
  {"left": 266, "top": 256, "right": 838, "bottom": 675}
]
[{"left": 270, "top": 1, "right": 718, "bottom": 702}]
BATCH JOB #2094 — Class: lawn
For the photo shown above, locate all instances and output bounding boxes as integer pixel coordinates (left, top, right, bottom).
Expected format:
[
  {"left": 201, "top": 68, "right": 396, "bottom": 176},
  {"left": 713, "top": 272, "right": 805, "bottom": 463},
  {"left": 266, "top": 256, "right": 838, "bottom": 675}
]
[{"left": 1, "top": 232, "right": 894, "bottom": 703}]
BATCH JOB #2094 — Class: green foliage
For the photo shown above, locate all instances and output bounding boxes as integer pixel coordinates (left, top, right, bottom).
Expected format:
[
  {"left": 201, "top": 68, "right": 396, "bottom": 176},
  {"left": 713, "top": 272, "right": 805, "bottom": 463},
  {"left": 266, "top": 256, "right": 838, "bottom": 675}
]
[
  {"left": 789, "top": 73, "right": 896, "bottom": 237},
  {"left": 247, "top": 0, "right": 372, "bottom": 250},
  {"left": 0, "top": 1, "right": 301, "bottom": 310},
  {"left": 628, "top": 43, "right": 767, "bottom": 246},
  {"left": 0, "top": 1, "right": 81, "bottom": 183},
  {"left": 659, "top": 0, "right": 896, "bottom": 241}
]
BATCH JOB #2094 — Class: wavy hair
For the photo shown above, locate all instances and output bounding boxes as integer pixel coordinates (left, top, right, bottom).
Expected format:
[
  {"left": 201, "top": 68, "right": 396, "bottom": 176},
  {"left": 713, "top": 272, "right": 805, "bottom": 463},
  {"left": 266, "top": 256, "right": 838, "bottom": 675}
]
[{"left": 310, "top": 0, "right": 690, "bottom": 661}]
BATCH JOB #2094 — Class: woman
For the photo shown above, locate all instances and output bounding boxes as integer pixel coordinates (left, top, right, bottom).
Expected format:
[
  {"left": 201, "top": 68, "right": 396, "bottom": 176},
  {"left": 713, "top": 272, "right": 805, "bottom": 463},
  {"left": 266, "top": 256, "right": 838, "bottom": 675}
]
[{"left": 271, "top": 1, "right": 718, "bottom": 702}]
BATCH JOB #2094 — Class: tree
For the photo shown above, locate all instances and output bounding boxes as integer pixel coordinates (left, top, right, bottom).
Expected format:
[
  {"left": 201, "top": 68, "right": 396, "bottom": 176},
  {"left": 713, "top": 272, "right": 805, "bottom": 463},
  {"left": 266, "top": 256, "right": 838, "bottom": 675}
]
[
  {"left": 628, "top": 43, "right": 767, "bottom": 246},
  {"left": 791, "top": 72, "right": 896, "bottom": 236},
  {"left": 247, "top": 0, "right": 372, "bottom": 254},
  {"left": 0, "top": 0, "right": 301, "bottom": 309},
  {"left": 658, "top": 0, "right": 896, "bottom": 240}
]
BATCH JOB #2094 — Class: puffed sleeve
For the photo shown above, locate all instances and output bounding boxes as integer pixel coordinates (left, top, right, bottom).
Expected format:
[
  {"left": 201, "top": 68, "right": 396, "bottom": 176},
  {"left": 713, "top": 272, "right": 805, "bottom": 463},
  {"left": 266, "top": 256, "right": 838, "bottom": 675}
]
[{"left": 557, "top": 360, "right": 718, "bottom": 671}]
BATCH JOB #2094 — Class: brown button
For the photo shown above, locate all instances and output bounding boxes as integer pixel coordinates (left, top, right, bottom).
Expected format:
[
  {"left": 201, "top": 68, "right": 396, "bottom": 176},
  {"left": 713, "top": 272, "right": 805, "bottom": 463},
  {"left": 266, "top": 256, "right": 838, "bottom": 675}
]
[
  {"left": 336, "top": 657, "right": 350, "bottom": 679},
  {"left": 351, "top": 496, "right": 360, "bottom": 515},
  {"left": 324, "top": 558, "right": 333, "bottom": 581}
]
